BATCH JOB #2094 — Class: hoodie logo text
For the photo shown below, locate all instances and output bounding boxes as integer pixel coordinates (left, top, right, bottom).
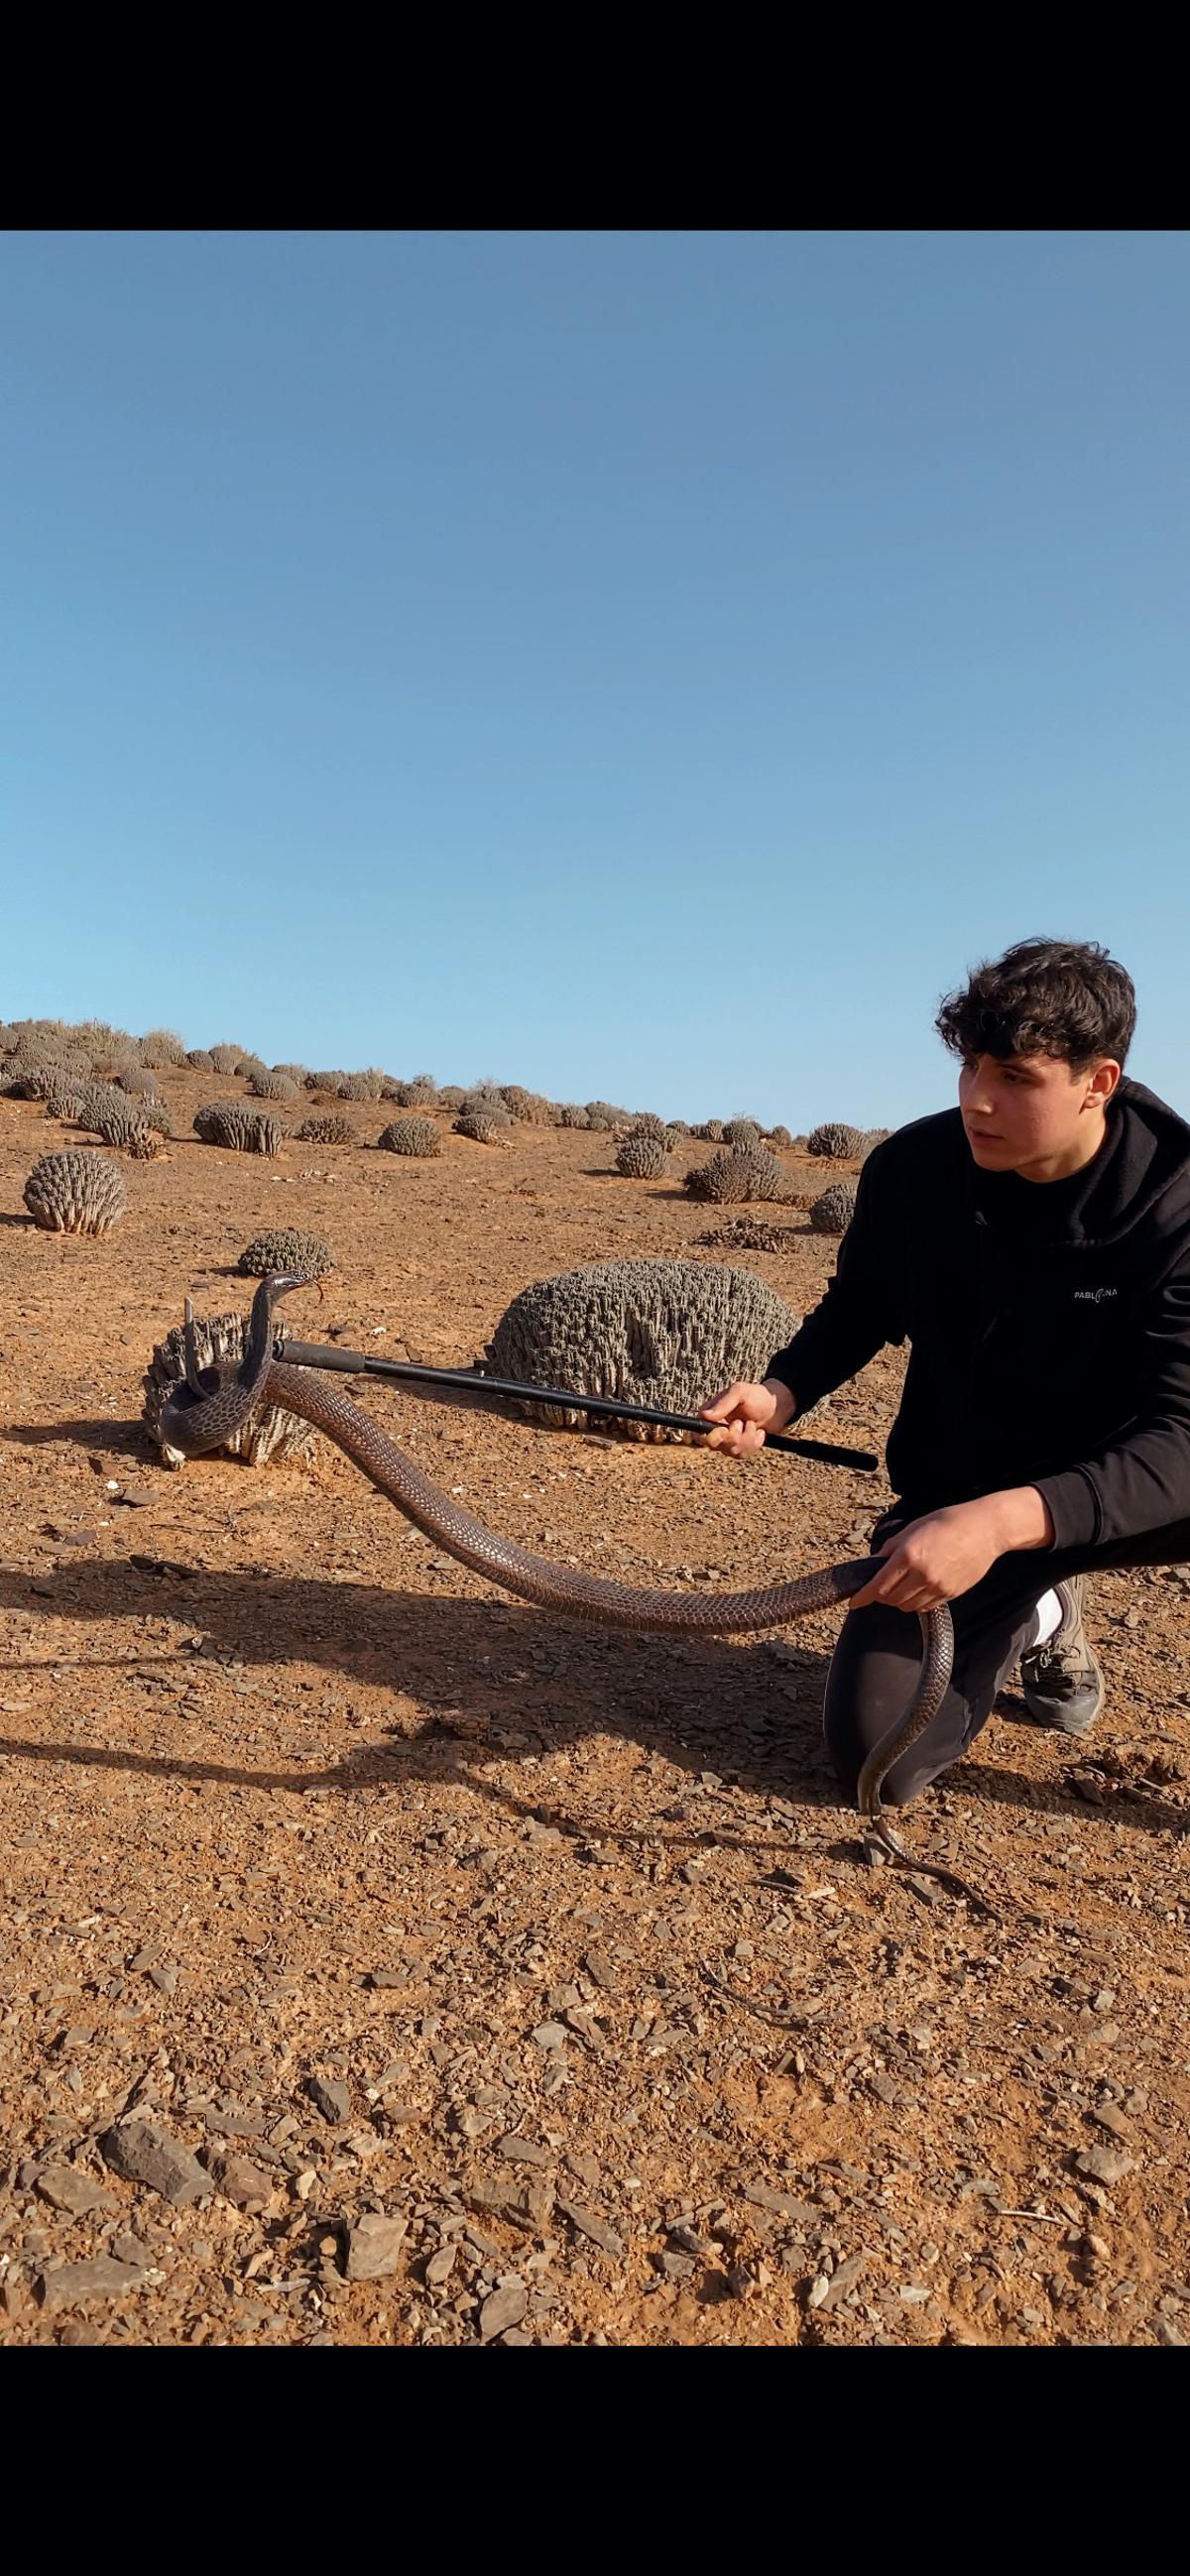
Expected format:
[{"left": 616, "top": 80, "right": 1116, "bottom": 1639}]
[{"left": 1073, "top": 1287, "right": 1118, "bottom": 1304}]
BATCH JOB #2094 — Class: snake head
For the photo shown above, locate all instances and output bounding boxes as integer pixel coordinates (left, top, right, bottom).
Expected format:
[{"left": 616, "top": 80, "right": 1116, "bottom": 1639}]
[{"left": 159, "top": 1272, "right": 311, "bottom": 1458}]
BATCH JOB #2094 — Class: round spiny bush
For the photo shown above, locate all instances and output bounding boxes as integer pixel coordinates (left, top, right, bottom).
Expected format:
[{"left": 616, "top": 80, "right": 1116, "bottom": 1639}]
[
  {"left": 296, "top": 1112, "right": 353, "bottom": 1146},
  {"left": 810, "top": 1182, "right": 858, "bottom": 1234},
  {"left": 684, "top": 1145, "right": 789, "bottom": 1206},
  {"left": 238, "top": 1228, "right": 336, "bottom": 1281},
  {"left": 437, "top": 1085, "right": 466, "bottom": 1112},
  {"left": 305, "top": 1070, "right": 344, "bottom": 1093},
  {"left": 338, "top": 1069, "right": 386, "bottom": 1102},
  {"left": 74, "top": 1082, "right": 127, "bottom": 1132},
  {"left": 807, "top": 1120, "right": 867, "bottom": 1159},
  {"left": 186, "top": 1047, "right": 215, "bottom": 1071},
  {"left": 118, "top": 1065, "right": 162, "bottom": 1099},
  {"left": 209, "top": 1044, "right": 243, "bottom": 1075},
  {"left": 193, "top": 1102, "right": 286, "bottom": 1155},
  {"left": 501, "top": 1085, "right": 553, "bottom": 1124},
  {"left": 583, "top": 1101, "right": 623, "bottom": 1132},
  {"left": 723, "top": 1116, "right": 761, "bottom": 1149},
  {"left": 43, "top": 1085, "right": 86, "bottom": 1121},
  {"left": 139, "top": 1028, "right": 187, "bottom": 1067},
  {"left": 667, "top": 1117, "right": 691, "bottom": 1137},
  {"left": 379, "top": 1117, "right": 442, "bottom": 1157},
  {"left": 615, "top": 1128, "right": 669, "bottom": 1180},
  {"left": 3, "top": 1060, "right": 65, "bottom": 1100},
  {"left": 97, "top": 1111, "right": 161, "bottom": 1159},
  {"left": 24, "top": 1149, "right": 127, "bottom": 1235},
  {"left": 458, "top": 1085, "right": 507, "bottom": 1118},
  {"left": 488, "top": 1258, "right": 801, "bottom": 1444},
  {"left": 397, "top": 1072, "right": 438, "bottom": 1108},
  {"left": 627, "top": 1111, "right": 666, "bottom": 1140},
  {"left": 272, "top": 1063, "right": 308, "bottom": 1086},
  {"left": 694, "top": 1119, "right": 725, "bottom": 1143},
  {"left": 249, "top": 1068, "right": 299, "bottom": 1102},
  {"left": 768, "top": 1124, "right": 793, "bottom": 1148},
  {"left": 138, "top": 1097, "right": 175, "bottom": 1137},
  {"left": 557, "top": 1104, "right": 590, "bottom": 1129},
  {"left": 144, "top": 1307, "right": 314, "bottom": 1470},
  {"left": 454, "top": 1112, "right": 510, "bottom": 1146}
]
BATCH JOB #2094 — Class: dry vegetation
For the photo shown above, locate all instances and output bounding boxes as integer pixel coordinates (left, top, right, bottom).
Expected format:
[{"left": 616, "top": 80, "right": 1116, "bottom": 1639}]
[{"left": 0, "top": 1026, "right": 1188, "bottom": 2349}]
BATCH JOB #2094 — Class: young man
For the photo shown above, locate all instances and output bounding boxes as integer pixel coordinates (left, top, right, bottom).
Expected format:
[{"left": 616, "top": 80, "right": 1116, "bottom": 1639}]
[{"left": 700, "top": 938, "right": 1190, "bottom": 1805}]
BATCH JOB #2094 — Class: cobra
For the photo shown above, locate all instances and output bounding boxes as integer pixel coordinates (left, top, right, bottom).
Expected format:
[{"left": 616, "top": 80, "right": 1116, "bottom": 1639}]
[{"left": 160, "top": 1275, "right": 957, "bottom": 1870}]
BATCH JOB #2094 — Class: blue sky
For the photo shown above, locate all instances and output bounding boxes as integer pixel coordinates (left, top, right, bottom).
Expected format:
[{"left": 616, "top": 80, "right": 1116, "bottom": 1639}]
[{"left": 2, "top": 230, "right": 1186, "bottom": 1125}]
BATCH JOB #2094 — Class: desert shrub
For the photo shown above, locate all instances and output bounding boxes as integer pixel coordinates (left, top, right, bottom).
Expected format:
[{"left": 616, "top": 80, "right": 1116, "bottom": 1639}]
[
  {"left": 237, "top": 1228, "right": 335, "bottom": 1279},
  {"left": 684, "top": 1146, "right": 790, "bottom": 1206},
  {"left": 249, "top": 1069, "right": 300, "bottom": 1101},
  {"left": 295, "top": 1113, "right": 353, "bottom": 1146},
  {"left": 454, "top": 1112, "right": 510, "bottom": 1145},
  {"left": 807, "top": 1121, "right": 867, "bottom": 1159},
  {"left": 118, "top": 1065, "right": 162, "bottom": 1099},
  {"left": 139, "top": 1028, "right": 187, "bottom": 1067},
  {"left": 723, "top": 1117, "right": 761, "bottom": 1148},
  {"left": 557, "top": 1104, "right": 590, "bottom": 1128},
  {"left": 143, "top": 1307, "right": 314, "bottom": 1469},
  {"left": 193, "top": 1102, "right": 286, "bottom": 1155},
  {"left": 186, "top": 1048, "right": 215, "bottom": 1071},
  {"left": 379, "top": 1117, "right": 442, "bottom": 1157},
  {"left": 24, "top": 1149, "right": 127, "bottom": 1234},
  {"left": 810, "top": 1183, "right": 858, "bottom": 1234},
  {"left": 615, "top": 1129, "right": 669, "bottom": 1179},
  {"left": 338, "top": 1070, "right": 387, "bottom": 1102},
  {"left": 487, "top": 1258, "right": 801, "bottom": 1443},
  {"left": 209, "top": 1044, "right": 244, "bottom": 1075}
]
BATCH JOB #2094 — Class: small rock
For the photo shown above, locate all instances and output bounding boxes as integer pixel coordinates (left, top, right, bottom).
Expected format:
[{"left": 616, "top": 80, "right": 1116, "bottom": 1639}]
[
  {"left": 424, "top": 2243, "right": 458, "bottom": 2290},
  {"left": 555, "top": 2198, "right": 625, "bottom": 2261},
  {"left": 531, "top": 2023, "right": 567, "bottom": 2052},
  {"left": 497, "top": 2137, "right": 551, "bottom": 2166},
  {"left": 1090, "top": 2105, "right": 1131, "bottom": 2141},
  {"left": 307, "top": 2075, "right": 350, "bottom": 2125},
  {"left": 479, "top": 2281, "right": 528, "bottom": 2340},
  {"left": 742, "top": 2182, "right": 817, "bottom": 2221},
  {"left": 209, "top": 2155, "right": 272, "bottom": 2213},
  {"left": 1074, "top": 2147, "right": 1135, "bottom": 2187},
  {"left": 343, "top": 2212, "right": 409, "bottom": 2282},
  {"left": 41, "top": 2257, "right": 151, "bottom": 2309},
  {"left": 100, "top": 2120, "right": 209, "bottom": 2206},
  {"left": 35, "top": 2166, "right": 117, "bottom": 2219},
  {"left": 816, "top": 2253, "right": 867, "bottom": 2310}
]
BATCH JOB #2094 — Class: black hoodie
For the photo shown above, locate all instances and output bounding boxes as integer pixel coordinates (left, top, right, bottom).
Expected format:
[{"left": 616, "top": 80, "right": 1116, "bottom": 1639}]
[{"left": 767, "top": 1078, "right": 1190, "bottom": 1549}]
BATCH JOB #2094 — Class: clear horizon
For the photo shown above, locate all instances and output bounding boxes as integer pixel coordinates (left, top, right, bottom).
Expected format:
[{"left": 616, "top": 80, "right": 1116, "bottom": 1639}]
[{"left": 3, "top": 231, "right": 1187, "bottom": 1128}]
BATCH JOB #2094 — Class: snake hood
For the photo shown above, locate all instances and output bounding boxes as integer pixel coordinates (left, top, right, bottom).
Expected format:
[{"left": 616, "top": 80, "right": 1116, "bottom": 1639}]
[{"left": 767, "top": 1077, "right": 1190, "bottom": 1554}]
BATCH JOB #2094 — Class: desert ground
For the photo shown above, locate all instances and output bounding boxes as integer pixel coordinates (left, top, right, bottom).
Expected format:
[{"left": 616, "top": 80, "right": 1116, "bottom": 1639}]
[{"left": 1, "top": 1067, "right": 1188, "bottom": 2347}]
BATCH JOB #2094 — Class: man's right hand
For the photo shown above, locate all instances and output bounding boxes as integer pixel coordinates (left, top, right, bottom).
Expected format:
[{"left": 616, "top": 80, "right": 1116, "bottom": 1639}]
[{"left": 699, "top": 1375, "right": 797, "bottom": 1457}]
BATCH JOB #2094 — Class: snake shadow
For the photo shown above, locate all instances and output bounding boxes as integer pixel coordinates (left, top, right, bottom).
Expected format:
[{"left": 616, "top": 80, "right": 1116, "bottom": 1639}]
[
  {"left": 0, "top": 1553, "right": 838, "bottom": 1814},
  {"left": 0, "top": 1557, "right": 1183, "bottom": 1846}
]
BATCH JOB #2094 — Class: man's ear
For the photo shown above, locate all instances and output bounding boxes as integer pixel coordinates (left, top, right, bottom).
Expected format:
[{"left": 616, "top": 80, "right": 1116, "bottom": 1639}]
[{"left": 1086, "top": 1058, "right": 1122, "bottom": 1109}]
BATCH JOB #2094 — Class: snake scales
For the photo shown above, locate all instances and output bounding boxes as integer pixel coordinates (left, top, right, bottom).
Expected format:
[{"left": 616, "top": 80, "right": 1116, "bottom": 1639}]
[{"left": 160, "top": 1275, "right": 960, "bottom": 1868}]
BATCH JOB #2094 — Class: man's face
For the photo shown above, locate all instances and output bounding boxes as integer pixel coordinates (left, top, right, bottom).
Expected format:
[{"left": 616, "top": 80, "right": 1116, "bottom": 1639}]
[{"left": 958, "top": 1050, "right": 1118, "bottom": 1178}]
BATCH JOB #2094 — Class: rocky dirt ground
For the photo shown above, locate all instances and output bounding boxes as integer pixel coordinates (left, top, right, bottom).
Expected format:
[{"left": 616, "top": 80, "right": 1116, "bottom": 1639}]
[{"left": 1, "top": 1072, "right": 1188, "bottom": 2348}]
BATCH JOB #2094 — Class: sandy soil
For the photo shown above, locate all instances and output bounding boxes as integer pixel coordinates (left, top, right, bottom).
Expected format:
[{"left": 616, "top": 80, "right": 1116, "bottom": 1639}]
[{"left": 1, "top": 1075, "right": 1188, "bottom": 2347}]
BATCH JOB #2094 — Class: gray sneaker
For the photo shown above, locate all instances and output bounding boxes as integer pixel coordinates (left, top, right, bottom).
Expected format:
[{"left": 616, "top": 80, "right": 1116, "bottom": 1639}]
[{"left": 1019, "top": 1577, "right": 1105, "bottom": 1735}]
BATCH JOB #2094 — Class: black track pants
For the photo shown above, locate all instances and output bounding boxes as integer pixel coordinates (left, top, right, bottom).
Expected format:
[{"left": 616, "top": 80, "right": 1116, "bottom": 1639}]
[{"left": 824, "top": 1506, "right": 1190, "bottom": 1807}]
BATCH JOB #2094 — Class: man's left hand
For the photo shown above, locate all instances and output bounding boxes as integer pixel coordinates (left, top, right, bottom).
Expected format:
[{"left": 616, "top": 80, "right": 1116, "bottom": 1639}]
[{"left": 848, "top": 1498, "right": 1014, "bottom": 1614}]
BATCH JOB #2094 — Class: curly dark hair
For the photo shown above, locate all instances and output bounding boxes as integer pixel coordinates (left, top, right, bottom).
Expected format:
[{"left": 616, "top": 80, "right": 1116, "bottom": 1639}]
[{"left": 936, "top": 937, "right": 1135, "bottom": 1073}]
